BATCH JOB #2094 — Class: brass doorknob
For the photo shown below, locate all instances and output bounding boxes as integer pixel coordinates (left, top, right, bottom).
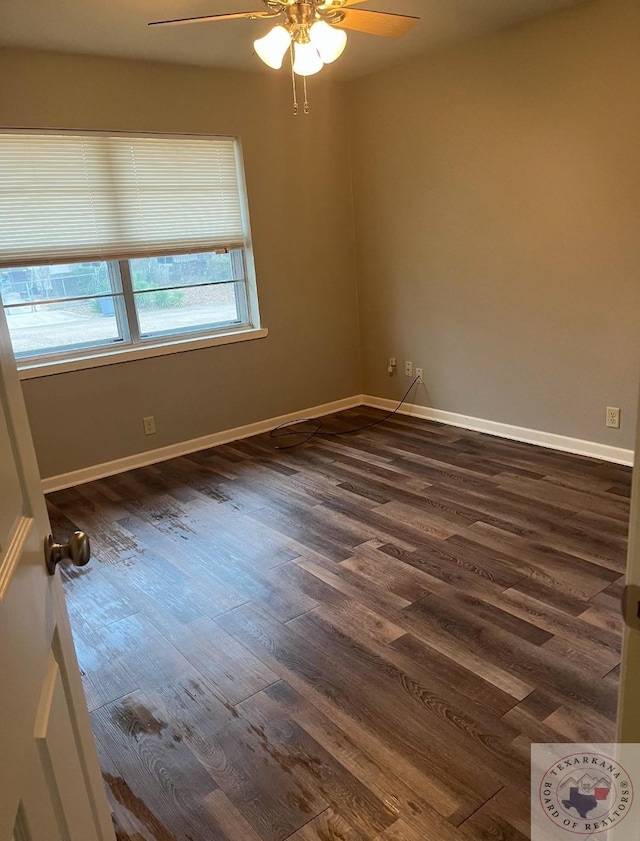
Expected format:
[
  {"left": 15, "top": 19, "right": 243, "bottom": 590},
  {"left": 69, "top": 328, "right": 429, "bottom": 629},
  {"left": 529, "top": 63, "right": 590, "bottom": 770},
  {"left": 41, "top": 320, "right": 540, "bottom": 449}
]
[{"left": 45, "top": 532, "right": 91, "bottom": 576}]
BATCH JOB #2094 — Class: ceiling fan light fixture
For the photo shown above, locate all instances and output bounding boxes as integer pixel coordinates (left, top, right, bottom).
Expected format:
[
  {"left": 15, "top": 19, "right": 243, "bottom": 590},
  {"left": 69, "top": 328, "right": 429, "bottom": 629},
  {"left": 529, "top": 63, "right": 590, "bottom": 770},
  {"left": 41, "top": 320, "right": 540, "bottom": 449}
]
[
  {"left": 309, "top": 19, "right": 347, "bottom": 64},
  {"left": 148, "top": 1, "right": 420, "bottom": 113},
  {"left": 254, "top": 25, "right": 291, "bottom": 70},
  {"left": 293, "top": 40, "right": 324, "bottom": 76}
]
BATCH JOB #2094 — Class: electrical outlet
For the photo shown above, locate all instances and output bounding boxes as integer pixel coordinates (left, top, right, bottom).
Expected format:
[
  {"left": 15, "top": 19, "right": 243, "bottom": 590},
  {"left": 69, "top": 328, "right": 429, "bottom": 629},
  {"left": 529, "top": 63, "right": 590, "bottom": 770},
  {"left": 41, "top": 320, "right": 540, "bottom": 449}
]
[
  {"left": 606, "top": 407, "right": 620, "bottom": 429},
  {"left": 405, "top": 361, "right": 413, "bottom": 377},
  {"left": 143, "top": 416, "right": 156, "bottom": 436},
  {"left": 415, "top": 368, "right": 424, "bottom": 381}
]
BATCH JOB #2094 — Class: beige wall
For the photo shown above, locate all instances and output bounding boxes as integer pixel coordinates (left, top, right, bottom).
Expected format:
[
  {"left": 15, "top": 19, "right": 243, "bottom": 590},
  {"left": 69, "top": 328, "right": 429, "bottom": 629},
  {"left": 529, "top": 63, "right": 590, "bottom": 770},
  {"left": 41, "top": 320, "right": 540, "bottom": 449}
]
[
  {"left": 0, "top": 48, "right": 361, "bottom": 479},
  {"left": 348, "top": 0, "right": 640, "bottom": 450}
]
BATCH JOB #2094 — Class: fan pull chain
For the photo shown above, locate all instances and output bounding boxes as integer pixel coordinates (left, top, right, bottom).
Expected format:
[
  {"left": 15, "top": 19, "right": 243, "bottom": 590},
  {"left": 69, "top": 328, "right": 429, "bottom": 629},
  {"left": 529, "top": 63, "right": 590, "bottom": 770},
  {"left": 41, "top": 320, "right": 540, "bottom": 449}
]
[
  {"left": 290, "top": 43, "right": 299, "bottom": 116},
  {"left": 303, "top": 76, "right": 310, "bottom": 115}
]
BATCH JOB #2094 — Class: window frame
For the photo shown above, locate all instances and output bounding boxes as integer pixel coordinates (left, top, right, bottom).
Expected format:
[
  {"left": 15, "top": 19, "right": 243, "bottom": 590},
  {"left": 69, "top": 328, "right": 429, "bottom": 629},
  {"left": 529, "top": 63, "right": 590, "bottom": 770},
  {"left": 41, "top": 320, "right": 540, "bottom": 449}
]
[
  {"left": 0, "top": 130, "right": 266, "bottom": 378},
  {"left": 2, "top": 249, "right": 264, "bottom": 378}
]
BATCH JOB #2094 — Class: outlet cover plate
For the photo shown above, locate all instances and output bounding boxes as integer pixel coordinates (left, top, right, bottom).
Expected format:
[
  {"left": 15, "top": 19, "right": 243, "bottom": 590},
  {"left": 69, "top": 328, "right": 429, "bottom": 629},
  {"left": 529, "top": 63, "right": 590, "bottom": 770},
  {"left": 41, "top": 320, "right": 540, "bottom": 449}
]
[{"left": 606, "top": 407, "right": 621, "bottom": 429}]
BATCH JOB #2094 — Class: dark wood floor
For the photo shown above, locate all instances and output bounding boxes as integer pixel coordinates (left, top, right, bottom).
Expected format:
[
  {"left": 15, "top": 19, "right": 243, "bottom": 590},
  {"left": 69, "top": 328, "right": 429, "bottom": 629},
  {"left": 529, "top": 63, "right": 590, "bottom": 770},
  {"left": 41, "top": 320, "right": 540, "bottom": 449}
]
[{"left": 47, "top": 408, "right": 631, "bottom": 841}]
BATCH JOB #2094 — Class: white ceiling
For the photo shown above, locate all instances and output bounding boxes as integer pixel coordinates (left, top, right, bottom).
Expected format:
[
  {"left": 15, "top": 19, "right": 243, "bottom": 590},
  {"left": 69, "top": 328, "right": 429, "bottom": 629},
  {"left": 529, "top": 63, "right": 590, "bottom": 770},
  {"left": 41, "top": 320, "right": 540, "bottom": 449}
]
[{"left": 0, "top": 0, "right": 587, "bottom": 80}]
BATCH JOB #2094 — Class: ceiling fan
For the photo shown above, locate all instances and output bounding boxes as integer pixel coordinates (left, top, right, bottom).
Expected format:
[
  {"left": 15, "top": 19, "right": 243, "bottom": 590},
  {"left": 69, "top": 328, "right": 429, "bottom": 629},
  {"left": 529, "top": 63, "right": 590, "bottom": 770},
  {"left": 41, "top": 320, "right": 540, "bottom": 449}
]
[{"left": 149, "top": 1, "right": 420, "bottom": 78}]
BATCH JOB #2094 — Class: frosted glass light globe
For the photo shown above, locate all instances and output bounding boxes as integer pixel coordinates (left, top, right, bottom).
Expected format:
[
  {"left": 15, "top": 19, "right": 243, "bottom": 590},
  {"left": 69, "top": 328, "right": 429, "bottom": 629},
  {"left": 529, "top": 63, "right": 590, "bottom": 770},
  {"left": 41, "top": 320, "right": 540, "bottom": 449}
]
[
  {"left": 293, "top": 41, "right": 324, "bottom": 76},
  {"left": 310, "top": 20, "right": 347, "bottom": 64},
  {"left": 254, "top": 26, "right": 291, "bottom": 70}
]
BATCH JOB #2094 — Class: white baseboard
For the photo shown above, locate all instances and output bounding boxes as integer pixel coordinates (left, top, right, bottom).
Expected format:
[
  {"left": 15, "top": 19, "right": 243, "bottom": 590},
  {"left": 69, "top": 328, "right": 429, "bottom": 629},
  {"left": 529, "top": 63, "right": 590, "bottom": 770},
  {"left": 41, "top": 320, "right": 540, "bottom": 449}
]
[
  {"left": 362, "top": 395, "right": 634, "bottom": 467},
  {"left": 42, "top": 392, "right": 634, "bottom": 493},
  {"left": 41, "top": 394, "right": 363, "bottom": 493}
]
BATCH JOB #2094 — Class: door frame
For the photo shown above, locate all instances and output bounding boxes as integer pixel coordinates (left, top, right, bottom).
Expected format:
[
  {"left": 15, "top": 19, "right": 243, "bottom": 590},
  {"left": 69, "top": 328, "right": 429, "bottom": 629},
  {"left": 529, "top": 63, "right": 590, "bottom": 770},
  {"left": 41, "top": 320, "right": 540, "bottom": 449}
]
[{"left": 617, "top": 383, "right": 640, "bottom": 742}]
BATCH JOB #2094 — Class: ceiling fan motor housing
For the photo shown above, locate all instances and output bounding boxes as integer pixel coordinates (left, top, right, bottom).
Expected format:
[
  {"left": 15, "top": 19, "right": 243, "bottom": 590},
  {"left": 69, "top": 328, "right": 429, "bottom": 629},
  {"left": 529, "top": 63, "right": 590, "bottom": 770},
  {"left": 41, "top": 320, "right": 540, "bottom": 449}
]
[{"left": 272, "top": 0, "right": 348, "bottom": 28}]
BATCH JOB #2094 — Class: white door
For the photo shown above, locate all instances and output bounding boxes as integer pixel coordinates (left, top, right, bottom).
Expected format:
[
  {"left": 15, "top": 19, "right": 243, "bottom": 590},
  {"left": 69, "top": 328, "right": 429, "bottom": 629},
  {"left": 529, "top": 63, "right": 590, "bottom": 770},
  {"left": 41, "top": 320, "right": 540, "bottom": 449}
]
[
  {"left": 0, "top": 310, "right": 114, "bottom": 839},
  {"left": 618, "top": 391, "right": 640, "bottom": 742}
]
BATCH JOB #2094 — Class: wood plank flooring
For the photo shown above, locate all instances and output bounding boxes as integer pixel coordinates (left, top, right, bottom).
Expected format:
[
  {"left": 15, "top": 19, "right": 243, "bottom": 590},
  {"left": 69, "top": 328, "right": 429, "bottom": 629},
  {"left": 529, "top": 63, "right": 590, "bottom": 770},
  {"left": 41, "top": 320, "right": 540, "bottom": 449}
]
[{"left": 47, "top": 408, "right": 631, "bottom": 841}]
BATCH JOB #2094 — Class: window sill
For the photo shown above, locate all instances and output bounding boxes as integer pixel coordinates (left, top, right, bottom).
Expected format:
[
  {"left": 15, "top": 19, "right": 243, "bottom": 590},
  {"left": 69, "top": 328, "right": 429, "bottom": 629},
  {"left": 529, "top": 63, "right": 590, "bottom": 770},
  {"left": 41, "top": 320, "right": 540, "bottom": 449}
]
[{"left": 17, "top": 326, "right": 269, "bottom": 380}]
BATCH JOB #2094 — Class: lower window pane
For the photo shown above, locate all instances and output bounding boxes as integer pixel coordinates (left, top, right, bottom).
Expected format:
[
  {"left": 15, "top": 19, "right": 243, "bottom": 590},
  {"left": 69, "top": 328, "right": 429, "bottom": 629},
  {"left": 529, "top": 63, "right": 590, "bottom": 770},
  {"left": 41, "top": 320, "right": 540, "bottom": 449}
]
[
  {"left": 5, "top": 296, "right": 126, "bottom": 357},
  {"left": 135, "top": 281, "right": 247, "bottom": 338}
]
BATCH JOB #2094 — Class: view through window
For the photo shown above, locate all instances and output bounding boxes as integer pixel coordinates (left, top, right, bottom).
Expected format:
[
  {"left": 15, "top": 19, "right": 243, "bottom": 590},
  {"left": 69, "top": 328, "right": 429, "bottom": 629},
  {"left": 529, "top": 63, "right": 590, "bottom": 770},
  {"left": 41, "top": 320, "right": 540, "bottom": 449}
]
[{"left": 1, "top": 250, "right": 249, "bottom": 359}]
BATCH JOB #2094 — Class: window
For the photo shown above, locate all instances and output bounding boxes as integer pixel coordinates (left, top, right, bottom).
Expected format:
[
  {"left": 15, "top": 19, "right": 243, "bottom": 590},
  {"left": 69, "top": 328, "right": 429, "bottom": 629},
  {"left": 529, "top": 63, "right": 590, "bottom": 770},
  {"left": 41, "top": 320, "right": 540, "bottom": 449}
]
[
  {"left": 1, "top": 250, "right": 250, "bottom": 360},
  {"left": 0, "top": 131, "right": 263, "bottom": 372}
]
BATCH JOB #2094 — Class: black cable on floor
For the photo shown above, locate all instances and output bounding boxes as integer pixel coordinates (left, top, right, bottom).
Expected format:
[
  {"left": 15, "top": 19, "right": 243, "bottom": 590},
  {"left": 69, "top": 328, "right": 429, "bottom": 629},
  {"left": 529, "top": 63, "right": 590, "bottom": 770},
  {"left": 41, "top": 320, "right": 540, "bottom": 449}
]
[{"left": 269, "top": 376, "right": 422, "bottom": 450}]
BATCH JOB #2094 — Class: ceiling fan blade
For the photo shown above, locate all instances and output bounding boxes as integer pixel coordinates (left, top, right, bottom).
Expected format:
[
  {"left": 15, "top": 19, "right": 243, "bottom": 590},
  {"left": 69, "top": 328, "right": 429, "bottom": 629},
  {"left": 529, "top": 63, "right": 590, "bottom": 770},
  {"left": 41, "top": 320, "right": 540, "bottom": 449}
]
[
  {"left": 148, "top": 10, "right": 274, "bottom": 27},
  {"left": 334, "top": 8, "right": 419, "bottom": 38}
]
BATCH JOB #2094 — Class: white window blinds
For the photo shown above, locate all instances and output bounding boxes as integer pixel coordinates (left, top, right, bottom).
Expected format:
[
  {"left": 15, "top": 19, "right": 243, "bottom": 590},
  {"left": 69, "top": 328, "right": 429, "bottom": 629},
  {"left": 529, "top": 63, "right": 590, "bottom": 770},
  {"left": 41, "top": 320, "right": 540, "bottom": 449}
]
[{"left": 0, "top": 132, "right": 246, "bottom": 267}]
